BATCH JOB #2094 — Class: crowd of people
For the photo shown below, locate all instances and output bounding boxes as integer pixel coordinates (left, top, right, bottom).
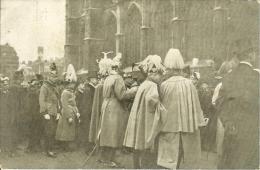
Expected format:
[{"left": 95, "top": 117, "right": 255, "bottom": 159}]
[{"left": 0, "top": 38, "right": 259, "bottom": 169}]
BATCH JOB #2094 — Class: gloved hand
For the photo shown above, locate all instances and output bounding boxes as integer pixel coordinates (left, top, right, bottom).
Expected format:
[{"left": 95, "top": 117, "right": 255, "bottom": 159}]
[
  {"left": 76, "top": 113, "right": 80, "bottom": 119},
  {"left": 200, "top": 117, "right": 209, "bottom": 127},
  {"left": 44, "top": 114, "right": 50, "bottom": 120},
  {"left": 56, "top": 113, "right": 61, "bottom": 120},
  {"left": 68, "top": 118, "right": 73, "bottom": 123}
]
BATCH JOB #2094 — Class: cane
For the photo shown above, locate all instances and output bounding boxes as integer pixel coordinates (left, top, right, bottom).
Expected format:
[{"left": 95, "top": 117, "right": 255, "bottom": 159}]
[
  {"left": 81, "top": 125, "right": 102, "bottom": 168},
  {"left": 81, "top": 143, "right": 98, "bottom": 168}
]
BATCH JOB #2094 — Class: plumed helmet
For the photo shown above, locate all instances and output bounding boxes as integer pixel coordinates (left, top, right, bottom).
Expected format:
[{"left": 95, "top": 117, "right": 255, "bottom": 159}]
[
  {"left": 65, "top": 64, "right": 77, "bottom": 83},
  {"left": 139, "top": 55, "right": 165, "bottom": 73},
  {"left": 97, "top": 51, "right": 114, "bottom": 76},
  {"left": 164, "top": 48, "right": 185, "bottom": 70}
]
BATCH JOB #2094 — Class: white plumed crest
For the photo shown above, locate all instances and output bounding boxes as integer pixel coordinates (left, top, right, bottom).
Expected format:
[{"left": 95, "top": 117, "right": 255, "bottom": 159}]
[
  {"left": 164, "top": 48, "right": 185, "bottom": 69},
  {"left": 98, "top": 52, "right": 114, "bottom": 76},
  {"left": 101, "top": 51, "right": 113, "bottom": 59},
  {"left": 65, "top": 64, "right": 77, "bottom": 82},
  {"left": 139, "top": 55, "right": 164, "bottom": 73}
]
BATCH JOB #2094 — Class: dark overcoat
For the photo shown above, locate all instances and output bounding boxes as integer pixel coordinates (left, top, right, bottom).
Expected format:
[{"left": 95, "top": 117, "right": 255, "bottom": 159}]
[
  {"left": 218, "top": 63, "right": 259, "bottom": 169},
  {"left": 76, "top": 83, "right": 95, "bottom": 143}
]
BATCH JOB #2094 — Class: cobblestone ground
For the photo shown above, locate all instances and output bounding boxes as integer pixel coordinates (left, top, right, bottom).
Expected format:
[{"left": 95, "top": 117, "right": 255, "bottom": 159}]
[{"left": 0, "top": 144, "right": 217, "bottom": 169}]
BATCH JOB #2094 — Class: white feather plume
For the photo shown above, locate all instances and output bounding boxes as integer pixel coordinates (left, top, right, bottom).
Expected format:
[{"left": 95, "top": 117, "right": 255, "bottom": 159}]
[
  {"left": 98, "top": 52, "right": 114, "bottom": 76},
  {"left": 164, "top": 48, "right": 185, "bottom": 69},
  {"left": 65, "top": 64, "right": 77, "bottom": 82},
  {"left": 139, "top": 55, "right": 164, "bottom": 73}
]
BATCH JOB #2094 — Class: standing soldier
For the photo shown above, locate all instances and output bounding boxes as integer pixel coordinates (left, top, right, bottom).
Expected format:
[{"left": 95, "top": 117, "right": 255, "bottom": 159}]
[
  {"left": 26, "top": 78, "right": 43, "bottom": 152},
  {"left": 156, "top": 49, "right": 208, "bottom": 169},
  {"left": 98, "top": 53, "right": 137, "bottom": 167},
  {"left": 0, "top": 77, "right": 13, "bottom": 155},
  {"left": 89, "top": 53, "right": 111, "bottom": 146},
  {"left": 123, "top": 55, "right": 165, "bottom": 168},
  {"left": 8, "top": 71, "right": 25, "bottom": 154},
  {"left": 56, "top": 64, "right": 80, "bottom": 151},
  {"left": 39, "top": 63, "right": 60, "bottom": 158},
  {"left": 76, "top": 69, "right": 96, "bottom": 152}
]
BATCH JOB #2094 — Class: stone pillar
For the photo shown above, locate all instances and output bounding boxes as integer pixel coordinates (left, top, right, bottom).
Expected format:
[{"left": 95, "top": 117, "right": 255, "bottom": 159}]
[
  {"left": 65, "top": 0, "right": 82, "bottom": 70},
  {"left": 213, "top": 0, "right": 228, "bottom": 65},
  {"left": 115, "top": 3, "right": 124, "bottom": 54},
  {"left": 171, "top": 0, "right": 186, "bottom": 52},
  {"left": 83, "top": 0, "right": 104, "bottom": 72},
  {"left": 140, "top": 0, "right": 152, "bottom": 60}
]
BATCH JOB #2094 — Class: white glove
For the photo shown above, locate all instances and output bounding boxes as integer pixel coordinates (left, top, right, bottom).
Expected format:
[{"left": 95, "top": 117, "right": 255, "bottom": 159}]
[
  {"left": 44, "top": 114, "right": 50, "bottom": 120},
  {"left": 68, "top": 118, "right": 73, "bottom": 123},
  {"left": 56, "top": 113, "right": 61, "bottom": 120},
  {"left": 76, "top": 113, "right": 80, "bottom": 118}
]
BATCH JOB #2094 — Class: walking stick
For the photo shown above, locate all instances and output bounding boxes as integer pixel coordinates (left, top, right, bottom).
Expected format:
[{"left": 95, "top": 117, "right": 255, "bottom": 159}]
[
  {"left": 82, "top": 118, "right": 102, "bottom": 168},
  {"left": 81, "top": 143, "right": 98, "bottom": 168}
]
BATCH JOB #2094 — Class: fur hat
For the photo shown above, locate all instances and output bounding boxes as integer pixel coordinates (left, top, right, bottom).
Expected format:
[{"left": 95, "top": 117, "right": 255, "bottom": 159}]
[
  {"left": 49, "top": 62, "right": 58, "bottom": 77},
  {"left": 164, "top": 48, "right": 185, "bottom": 69}
]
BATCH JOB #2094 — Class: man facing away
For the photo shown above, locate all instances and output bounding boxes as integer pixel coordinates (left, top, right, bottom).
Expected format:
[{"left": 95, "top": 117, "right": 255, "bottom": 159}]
[{"left": 155, "top": 48, "right": 208, "bottom": 169}]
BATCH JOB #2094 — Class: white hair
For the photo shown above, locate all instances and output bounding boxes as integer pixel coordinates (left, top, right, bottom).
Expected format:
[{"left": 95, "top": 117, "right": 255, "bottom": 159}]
[{"left": 164, "top": 48, "right": 185, "bottom": 69}]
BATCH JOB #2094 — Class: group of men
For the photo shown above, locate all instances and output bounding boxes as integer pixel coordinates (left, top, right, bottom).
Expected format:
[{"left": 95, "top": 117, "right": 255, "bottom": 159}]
[
  {"left": 87, "top": 40, "right": 258, "bottom": 169},
  {"left": 0, "top": 64, "right": 96, "bottom": 158},
  {"left": 0, "top": 38, "right": 258, "bottom": 169}
]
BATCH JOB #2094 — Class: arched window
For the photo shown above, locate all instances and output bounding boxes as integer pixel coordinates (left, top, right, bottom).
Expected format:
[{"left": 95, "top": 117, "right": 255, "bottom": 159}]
[
  {"left": 124, "top": 4, "right": 142, "bottom": 67},
  {"left": 152, "top": 0, "right": 173, "bottom": 59},
  {"left": 103, "top": 11, "right": 117, "bottom": 53}
]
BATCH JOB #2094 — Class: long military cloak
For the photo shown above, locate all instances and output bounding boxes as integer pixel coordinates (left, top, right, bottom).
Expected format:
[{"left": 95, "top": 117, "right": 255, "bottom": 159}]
[
  {"left": 99, "top": 74, "right": 136, "bottom": 148},
  {"left": 88, "top": 83, "right": 103, "bottom": 143},
  {"left": 157, "top": 75, "right": 205, "bottom": 169},
  {"left": 56, "top": 89, "right": 79, "bottom": 141},
  {"left": 123, "top": 79, "right": 164, "bottom": 150}
]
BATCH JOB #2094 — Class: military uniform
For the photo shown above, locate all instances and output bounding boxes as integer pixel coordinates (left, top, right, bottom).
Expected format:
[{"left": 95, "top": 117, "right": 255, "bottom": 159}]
[
  {"left": 39, "top": 81, "right": 60, "bottom": 154},
  {"left": 27, "top": 84, "right": 42, "bottom": 152},
  {"left": 75, "top": 82, "right": 95, "bottom": 148}
]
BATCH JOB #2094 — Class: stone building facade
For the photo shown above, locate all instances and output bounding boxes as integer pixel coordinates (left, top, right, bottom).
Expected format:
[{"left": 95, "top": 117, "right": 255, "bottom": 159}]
[{"left": 65, "top": 0, "right": 259, "bottom": 72}]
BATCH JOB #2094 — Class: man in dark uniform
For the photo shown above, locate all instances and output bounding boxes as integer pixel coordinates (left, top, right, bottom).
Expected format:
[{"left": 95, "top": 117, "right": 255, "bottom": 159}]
[
  {"left": 217, "top": 39, "right": 259, "bottom": 169},
  {"left": 0, "top": 77, "right": 13, "bottom": 155},
  {"left": 76, "top": 70, "right": 96, "bottom": 152},
  {"left": 8, "top": 71, "right": 25, "bottom": 154},
  {"left": 39, "top": 63, "right": 60, "bottom": 157},
  {"left": 27, "top": 78, "right": 43, "bottom": 152}
]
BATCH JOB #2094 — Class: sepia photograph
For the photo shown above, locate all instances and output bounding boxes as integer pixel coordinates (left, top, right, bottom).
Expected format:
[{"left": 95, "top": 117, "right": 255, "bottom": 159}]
[{"left": 0, "top": 0, "right": 259, "bottom": 169}]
